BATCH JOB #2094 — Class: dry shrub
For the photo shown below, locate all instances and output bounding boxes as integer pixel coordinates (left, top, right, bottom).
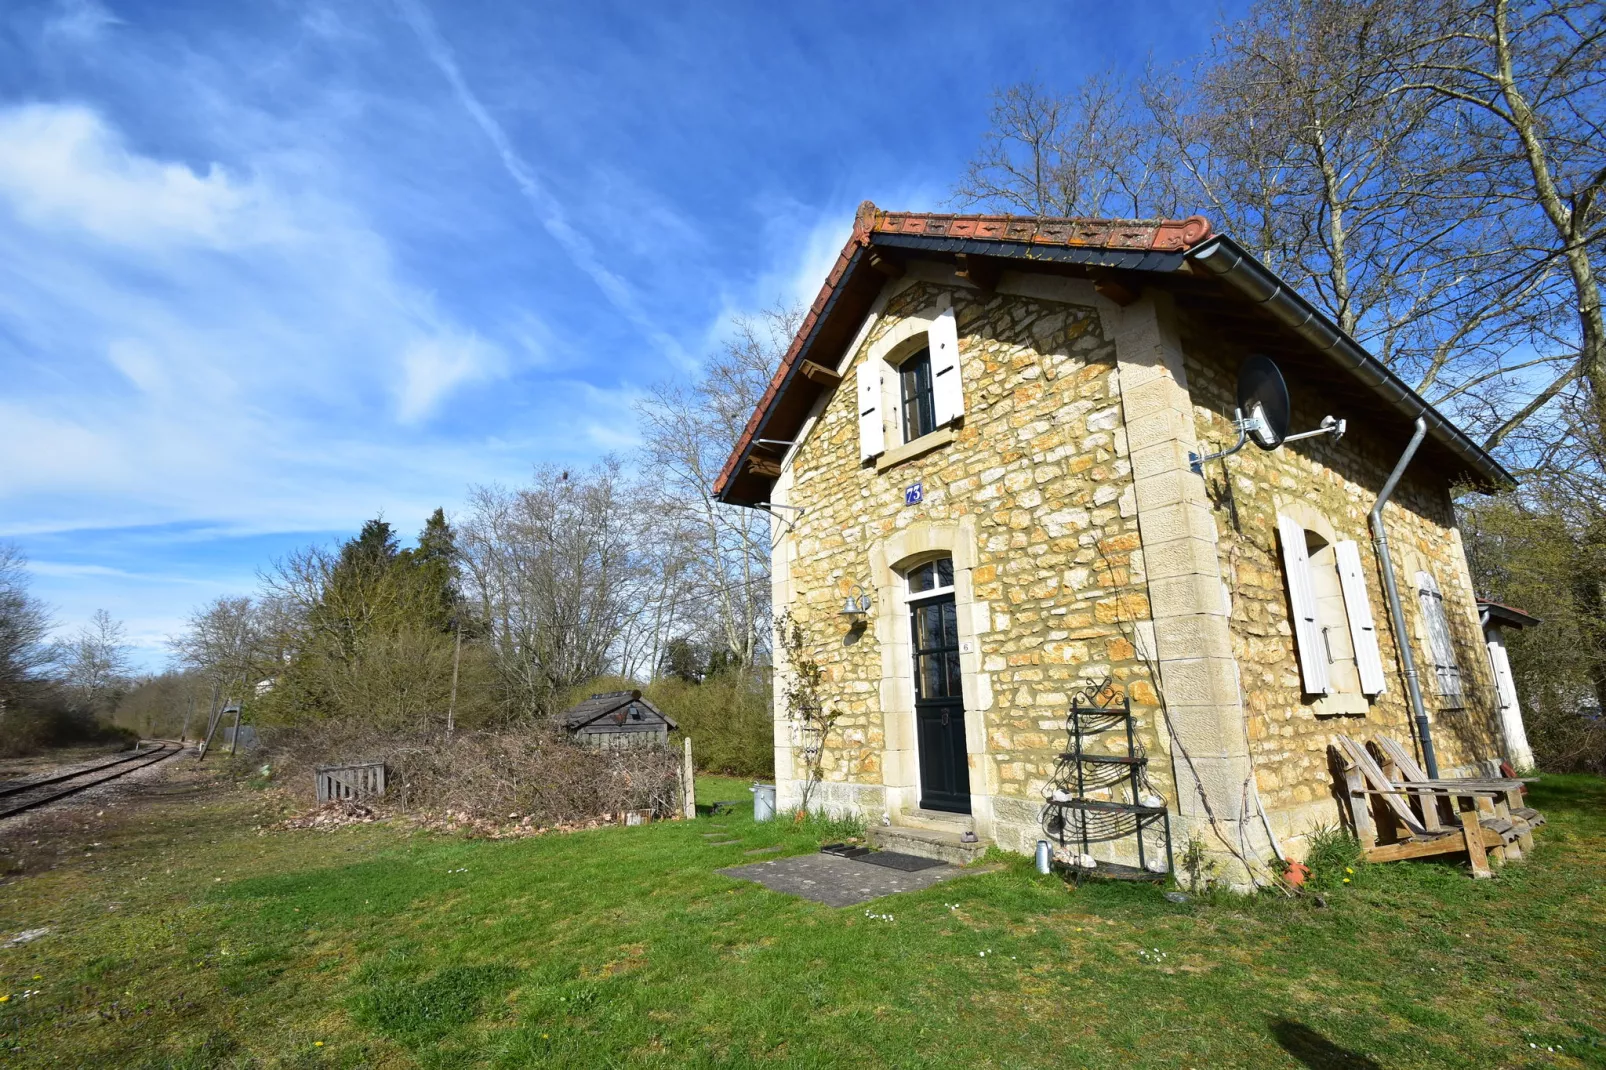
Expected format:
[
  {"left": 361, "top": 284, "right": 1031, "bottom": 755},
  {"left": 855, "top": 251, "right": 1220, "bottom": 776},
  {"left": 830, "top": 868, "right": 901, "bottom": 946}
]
[{"left": 259, "top": 721, "right": 681, "bottom": 824}]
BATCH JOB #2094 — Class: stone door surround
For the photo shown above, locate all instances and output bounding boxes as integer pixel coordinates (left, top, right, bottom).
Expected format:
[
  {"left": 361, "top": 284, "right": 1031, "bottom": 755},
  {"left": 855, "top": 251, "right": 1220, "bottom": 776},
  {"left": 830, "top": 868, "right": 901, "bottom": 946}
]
[{"left": 868, "top": 516, "right": 995, "bottom": 837}]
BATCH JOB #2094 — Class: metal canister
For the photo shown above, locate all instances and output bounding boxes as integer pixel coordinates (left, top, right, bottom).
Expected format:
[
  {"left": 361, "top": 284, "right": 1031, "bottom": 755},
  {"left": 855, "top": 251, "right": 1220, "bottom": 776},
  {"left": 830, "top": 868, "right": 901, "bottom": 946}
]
[{"left": 1034, "top": 839, "right": 1052, "bottom": 875}]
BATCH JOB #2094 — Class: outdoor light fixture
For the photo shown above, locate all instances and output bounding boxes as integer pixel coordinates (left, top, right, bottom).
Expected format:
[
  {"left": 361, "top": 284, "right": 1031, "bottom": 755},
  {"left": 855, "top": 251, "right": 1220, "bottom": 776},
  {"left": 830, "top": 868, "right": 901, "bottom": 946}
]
[{"left": 839, "top": 584, "right": 872, "bottom": 621}]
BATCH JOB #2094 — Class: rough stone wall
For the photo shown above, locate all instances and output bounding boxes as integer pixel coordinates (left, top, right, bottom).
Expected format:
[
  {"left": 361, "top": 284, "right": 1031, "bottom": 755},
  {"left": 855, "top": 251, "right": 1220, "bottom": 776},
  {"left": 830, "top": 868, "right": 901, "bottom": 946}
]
[
  {"left": 1176, "top": 311, "right": 1506, "bottom": 854},
  {"left": 774, "top": 274, "right": 1171, "bottom": 855}
]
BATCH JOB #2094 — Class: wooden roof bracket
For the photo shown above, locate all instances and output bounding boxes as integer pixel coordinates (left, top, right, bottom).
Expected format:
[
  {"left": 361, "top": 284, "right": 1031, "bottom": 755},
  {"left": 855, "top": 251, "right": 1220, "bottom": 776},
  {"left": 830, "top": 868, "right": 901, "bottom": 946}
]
[{"left": 954, "top": 252, "right": 1000, "bottom": 293}]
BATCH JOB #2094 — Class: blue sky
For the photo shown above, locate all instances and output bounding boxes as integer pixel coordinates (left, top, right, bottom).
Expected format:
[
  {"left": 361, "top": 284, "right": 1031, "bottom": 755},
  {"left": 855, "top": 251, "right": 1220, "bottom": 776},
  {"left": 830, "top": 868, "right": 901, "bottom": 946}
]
[{"left": 0, "top": 0, "right": 1236, "bottom": 668}]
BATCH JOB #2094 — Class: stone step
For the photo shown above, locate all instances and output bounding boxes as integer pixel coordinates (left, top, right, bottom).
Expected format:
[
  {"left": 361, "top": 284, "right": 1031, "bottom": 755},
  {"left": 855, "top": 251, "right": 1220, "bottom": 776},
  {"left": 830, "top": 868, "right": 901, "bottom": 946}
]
[{"left": 867, "top": 824, "right": 988, "bottom": 866}]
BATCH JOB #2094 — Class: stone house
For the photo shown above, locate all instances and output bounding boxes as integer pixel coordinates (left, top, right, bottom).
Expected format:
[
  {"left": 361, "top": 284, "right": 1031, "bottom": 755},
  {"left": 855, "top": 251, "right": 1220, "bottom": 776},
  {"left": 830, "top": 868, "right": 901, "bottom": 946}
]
[{"left": 714, "top": 202, "right": 1520, "bottom": 883}]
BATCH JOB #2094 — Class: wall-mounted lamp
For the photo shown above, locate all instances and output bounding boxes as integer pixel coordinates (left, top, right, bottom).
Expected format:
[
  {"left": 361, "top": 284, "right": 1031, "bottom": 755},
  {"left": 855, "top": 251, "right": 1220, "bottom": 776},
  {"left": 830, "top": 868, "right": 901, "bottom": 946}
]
[{"left": 839, "top": 584, "right": 872, "bottom": 621}]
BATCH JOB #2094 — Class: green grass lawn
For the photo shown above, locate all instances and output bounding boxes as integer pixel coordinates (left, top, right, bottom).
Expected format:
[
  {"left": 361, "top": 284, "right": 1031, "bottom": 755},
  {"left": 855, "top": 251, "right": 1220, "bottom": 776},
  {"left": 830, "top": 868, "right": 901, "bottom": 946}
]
[{"left": 1, "top": 770, "right": 1602, "bottom": 1068}]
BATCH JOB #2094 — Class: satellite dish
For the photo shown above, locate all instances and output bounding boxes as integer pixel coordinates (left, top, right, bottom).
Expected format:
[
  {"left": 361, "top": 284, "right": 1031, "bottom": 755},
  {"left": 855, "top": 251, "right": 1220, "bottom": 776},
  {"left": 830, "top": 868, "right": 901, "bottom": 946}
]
[
  {"left": 1237, "top": 355, "right": 1290, "bottom": 450},
  {"left": 1188, "top": 354, "right": 1346, "bottom": 475}
]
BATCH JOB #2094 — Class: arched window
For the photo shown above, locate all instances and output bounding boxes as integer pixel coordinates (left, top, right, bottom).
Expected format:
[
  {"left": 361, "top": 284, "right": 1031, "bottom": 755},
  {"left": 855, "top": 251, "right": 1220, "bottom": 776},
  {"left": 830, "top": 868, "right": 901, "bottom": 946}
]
[
  {"left": 1304, "top": 532, "right": 1362, "bottom": 695},
  {"left": 856, "top": 301, "right": 966, "bottom": 462},
  {"left": 1277, "top": 513, "right": 1386, "bottom": 701},
  {"left": 898, "top": 346, "right": 936, "bottom": 442}
]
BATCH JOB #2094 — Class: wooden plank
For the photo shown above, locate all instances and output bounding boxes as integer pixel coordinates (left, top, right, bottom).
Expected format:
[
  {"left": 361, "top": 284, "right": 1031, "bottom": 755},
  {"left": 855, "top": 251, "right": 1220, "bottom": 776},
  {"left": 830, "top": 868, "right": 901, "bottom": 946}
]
[
  {"left": 1364, "top": 833, "right": 1464, "bottom": 863},
  {"left": 1337, "top": 736, "right": 1427, "bottom": 837},
  {"left": 1460, "top": 809, "right": 1493, "bottom": 879},
  {"left": 1374, "top": 741, "right": 1442, "bottom": 832},
  {"left": 799, "top": 360, "right": 842, "bottom": 387},
  {"left": 1475, "top": 798, "right": 1506, "bottom": 862},
  {"left": 1376, "top": 734, "right": 1429, "bottom": 782},
  {"left": 1494, "top": 797, "right": 1522, "bottom": 860},
  {"left": 1343, "top": 762, "right": 1376, "bottom": 847}
]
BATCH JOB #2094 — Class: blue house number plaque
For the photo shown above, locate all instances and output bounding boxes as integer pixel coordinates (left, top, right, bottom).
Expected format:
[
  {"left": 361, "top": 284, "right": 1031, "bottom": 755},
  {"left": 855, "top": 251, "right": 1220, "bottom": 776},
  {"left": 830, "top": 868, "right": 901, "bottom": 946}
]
[{"left": 904, "top": 482, "right": 923, "bottom": 506}]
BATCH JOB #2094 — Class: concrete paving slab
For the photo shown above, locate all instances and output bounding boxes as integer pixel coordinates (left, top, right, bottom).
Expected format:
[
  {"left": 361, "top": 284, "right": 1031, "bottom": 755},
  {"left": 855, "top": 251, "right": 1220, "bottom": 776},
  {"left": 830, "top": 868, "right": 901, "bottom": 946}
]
[{"left": 718, "top": 852, "right": 988, "bottom": 907}]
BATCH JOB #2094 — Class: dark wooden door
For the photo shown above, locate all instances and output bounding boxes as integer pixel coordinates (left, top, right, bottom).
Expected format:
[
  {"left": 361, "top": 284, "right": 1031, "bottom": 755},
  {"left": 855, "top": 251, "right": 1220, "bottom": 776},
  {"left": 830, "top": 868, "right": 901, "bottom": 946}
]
[{"left": 911, "top": 593, "right": 970, "bottom": 813}]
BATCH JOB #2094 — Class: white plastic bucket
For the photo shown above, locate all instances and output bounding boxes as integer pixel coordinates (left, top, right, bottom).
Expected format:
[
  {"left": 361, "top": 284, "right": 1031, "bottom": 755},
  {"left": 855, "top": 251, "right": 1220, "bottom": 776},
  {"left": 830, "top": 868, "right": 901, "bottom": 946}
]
[{"left": 751, "top": 782, "right": 776, "bottom": 821}]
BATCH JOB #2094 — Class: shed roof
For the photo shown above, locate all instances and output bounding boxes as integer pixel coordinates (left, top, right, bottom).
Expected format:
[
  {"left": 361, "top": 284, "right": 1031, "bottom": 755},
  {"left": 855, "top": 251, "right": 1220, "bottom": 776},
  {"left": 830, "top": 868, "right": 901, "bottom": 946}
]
[
  {"left": 559, "top": 690, "right": 678, "bottom": 732},
  {"left": 1477, "top": 599, "right": 1542, "bottom": 629},
  {"left": 713, "top": 202, "right": 1514, "bottom": 506}
]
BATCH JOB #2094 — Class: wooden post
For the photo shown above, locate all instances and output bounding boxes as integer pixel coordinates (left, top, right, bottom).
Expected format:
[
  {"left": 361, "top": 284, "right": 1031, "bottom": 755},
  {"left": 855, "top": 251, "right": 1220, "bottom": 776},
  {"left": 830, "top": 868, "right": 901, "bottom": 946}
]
[
  {"left": 1459, "top": 809, "right": 1493, "bottom": 879},
  {"left": 180, "top": 688, "right": 196, "bottom": 743},
  {"left": 1493, "top": 795, "right": 1522, "bottom": 860},
  {"left": 1475, "top": 796, "right": 1506, "bottom": 862},
  {"left": 1343, "top": 764, "right": 1376, "bottom": 847},
  {"left": 226, "top": 703, "right": 244, "bottom": 756},
  {"left": 1507, "top": 788, "right": 1535, "bottom": 854},
  {"left": 196, "top": 678, "right": 222, "bottom": 758},
  {"left": 681, "top": 736, "right": 696, "bottom": 820},
  {"left": 197, "top": 679, "right": 225, "bottom": 759},
  {"left": 446, "top": 619, "right": 462, "bottom": 738}
]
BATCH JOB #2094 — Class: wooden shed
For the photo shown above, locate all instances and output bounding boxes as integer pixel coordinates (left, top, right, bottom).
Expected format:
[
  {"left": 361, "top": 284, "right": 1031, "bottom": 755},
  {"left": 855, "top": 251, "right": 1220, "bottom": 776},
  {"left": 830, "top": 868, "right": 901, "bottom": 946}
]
[{"left": 560, "top": 690, "right": 677, "bottom": 748}]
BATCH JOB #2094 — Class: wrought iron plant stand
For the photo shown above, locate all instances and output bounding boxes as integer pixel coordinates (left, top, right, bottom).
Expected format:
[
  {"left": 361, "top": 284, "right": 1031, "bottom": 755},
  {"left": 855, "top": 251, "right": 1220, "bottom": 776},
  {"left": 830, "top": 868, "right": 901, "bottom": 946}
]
[{"left": 1041, "top": 682, "right": 1173, "bottom": 881}]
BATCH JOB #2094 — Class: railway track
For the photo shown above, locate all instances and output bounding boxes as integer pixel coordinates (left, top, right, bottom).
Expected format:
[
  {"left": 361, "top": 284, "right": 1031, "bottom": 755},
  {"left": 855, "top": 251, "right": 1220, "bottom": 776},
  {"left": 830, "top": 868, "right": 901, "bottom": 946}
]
[{"left": 0, "top": 741, "right": 187, "bottom": 820}]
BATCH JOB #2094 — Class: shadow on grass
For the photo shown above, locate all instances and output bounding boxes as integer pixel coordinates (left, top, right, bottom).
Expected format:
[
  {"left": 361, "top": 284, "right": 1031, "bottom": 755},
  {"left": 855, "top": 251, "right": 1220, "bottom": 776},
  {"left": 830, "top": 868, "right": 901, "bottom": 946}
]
[{"left": 1269, "top": 1018, "right": 1381, "bottom": 1069}]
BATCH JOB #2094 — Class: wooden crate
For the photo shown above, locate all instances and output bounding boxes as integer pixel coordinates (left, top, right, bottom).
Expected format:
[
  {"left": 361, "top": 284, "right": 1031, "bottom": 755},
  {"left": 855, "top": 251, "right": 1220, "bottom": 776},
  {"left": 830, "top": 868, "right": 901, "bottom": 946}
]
[{"left": 315, "top": 761, "right": 386, "bottom": 803}]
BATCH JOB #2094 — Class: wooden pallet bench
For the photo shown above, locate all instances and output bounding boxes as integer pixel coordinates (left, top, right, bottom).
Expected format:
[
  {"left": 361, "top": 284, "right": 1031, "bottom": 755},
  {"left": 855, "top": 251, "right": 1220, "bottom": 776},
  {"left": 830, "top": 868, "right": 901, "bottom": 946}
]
[{"left": 1331, "top": 735, "right": 1542, "bottom": 879}]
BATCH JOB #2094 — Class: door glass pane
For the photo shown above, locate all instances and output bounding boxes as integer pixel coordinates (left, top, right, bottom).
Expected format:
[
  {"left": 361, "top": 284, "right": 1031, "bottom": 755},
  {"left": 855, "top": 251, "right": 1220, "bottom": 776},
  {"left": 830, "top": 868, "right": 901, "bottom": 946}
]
[
  {"left": 915, "top": 605, "right": 939, "bottom": 649},
  {"left": 907, "top": 556, "right": 952, "bottom": 595},
  {"left": 946, "top": 653, "right": 963, "bottom": 697},
  {"left": 941, "top": 602, "right": 958, "bottom": 647},
  {"left": 919, "top": 654, "right": 944, "bottom": 698}
]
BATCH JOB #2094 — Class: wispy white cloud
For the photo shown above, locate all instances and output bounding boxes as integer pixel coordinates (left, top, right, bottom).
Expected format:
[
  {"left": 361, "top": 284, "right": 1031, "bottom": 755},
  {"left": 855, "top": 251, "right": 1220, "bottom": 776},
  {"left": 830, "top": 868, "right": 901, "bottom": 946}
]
[
  {"left": 397, "top": 330, "right": 504, "bottom": 423},
  {"left": 0, "top": 104, "right": 282, "bottom": 249},
  {"left": 42, "top": 0, "right": 121, "bottom": 45},
  {"left": 394, "top": 0, "right": 692, "bottom": 368},
  {"left": 0, "top": 97, "right": 604, "bottom": 538},
  {"left": 27, "top": 560, "right": 220, "bottom": 585}
]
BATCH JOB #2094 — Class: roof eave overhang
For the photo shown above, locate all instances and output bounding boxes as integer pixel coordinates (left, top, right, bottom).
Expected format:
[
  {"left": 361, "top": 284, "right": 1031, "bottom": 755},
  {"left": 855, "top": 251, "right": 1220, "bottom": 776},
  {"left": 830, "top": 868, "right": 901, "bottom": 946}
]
[
  {"left": 1477, "top": 599, "right": 1541, "bottom": 629},
  {"left": 713, "top": 240, "right": 873, "bottom": 505},
  {"left": 1188, "top": 235, "right": 1515, "bottom": 493},
  {"left": 714, "top": 218, "right": 1515, "bottom": 506}
]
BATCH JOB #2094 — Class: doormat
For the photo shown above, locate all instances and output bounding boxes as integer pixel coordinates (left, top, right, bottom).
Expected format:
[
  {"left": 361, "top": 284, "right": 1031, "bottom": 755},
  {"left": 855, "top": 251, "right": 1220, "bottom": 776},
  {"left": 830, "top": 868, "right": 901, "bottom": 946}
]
[{"left": 858, "top": 850, "right": 944, "bottom": 873}]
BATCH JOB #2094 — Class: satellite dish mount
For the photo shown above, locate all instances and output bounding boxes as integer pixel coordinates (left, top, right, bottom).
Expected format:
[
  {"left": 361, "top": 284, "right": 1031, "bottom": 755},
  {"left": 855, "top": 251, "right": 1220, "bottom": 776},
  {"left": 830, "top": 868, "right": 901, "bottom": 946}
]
[{"left": 1190, "top": 355, "right": 1345, "bottom": 475}]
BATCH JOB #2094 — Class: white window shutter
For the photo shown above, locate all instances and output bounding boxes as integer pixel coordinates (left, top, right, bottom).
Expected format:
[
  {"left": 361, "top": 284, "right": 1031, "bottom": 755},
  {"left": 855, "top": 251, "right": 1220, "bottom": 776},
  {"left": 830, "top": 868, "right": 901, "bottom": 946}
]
[
  {"left": 929, "top": 306, "right": 965, "bottom": 427},
  {"left": 1415, "top": 571, "right": 1463, "bottom": 701},
  {"left": 1334, "top": 540, "right": 1386, "bottom": 696},
  {"left": 1278, "top": 515, "right": 1331, "bottom": 695},
  {"left": 856, "top": 361, "right": 884, "bottom": 461}
]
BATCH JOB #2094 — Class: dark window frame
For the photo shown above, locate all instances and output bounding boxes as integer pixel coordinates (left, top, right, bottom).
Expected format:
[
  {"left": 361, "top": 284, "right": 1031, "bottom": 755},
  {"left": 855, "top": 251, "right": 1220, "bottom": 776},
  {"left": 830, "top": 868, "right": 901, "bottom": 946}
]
[{"left": 898, "top": 347, "right": 936, "bottom": 443}]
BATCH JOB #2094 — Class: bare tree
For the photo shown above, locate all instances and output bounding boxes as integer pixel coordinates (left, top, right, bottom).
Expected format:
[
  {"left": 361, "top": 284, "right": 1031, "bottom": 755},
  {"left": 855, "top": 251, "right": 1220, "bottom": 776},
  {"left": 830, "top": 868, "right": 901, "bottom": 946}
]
[
  {"left": 0, "top": 543, "right": 53, "bottom": 712},
  {"left": 170, "top": 597, "right": 265, "bottom": 690},
  {"left": 1396, "top": 0, "right": 1606, "bottom": 446},
  {"left": 956, "top": 76, "right": 1177, "bottom": 218},
  {"left": 459, "top": 461, "right": 646, "bottom": 715},
  {"left": 635, "top": 306, "right": 796, "bottom": 670},
  {"left": 57, "top": 609, "right": 132, "bottom": 712},
  {"left": 956, "top": 0, "right": 1603, "bottom": 461}
]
